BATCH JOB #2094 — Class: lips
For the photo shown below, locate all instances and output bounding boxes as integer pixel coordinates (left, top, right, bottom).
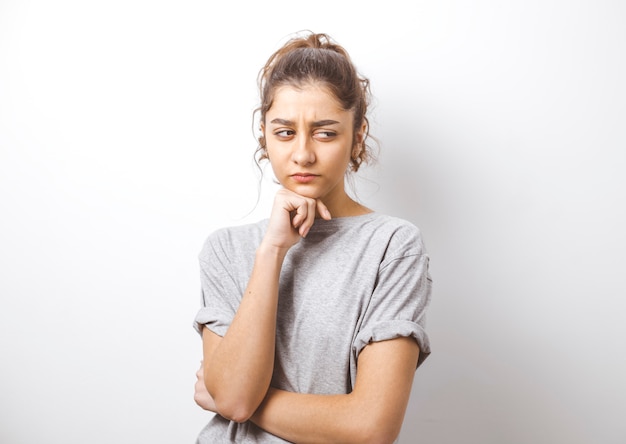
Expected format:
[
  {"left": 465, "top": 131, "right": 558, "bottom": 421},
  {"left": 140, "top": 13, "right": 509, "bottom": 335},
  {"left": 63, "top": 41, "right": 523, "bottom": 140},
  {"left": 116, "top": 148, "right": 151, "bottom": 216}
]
[{"left": 291, "top": 173, "right": 319, "bottom": 184}]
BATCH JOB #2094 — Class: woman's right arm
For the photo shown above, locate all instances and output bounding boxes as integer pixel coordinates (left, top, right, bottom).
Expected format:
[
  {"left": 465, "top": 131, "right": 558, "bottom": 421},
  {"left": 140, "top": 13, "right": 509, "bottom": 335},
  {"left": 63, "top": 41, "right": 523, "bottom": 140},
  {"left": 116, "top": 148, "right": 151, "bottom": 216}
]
[{"left": 202, "top": 189, "right": 330, "bottom": 423}]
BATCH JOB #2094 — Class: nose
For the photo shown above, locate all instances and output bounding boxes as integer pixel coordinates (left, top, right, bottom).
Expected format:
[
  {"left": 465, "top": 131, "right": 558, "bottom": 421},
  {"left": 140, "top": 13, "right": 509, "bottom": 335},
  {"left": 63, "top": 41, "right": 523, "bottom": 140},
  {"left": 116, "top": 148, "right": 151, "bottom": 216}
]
[{"left": 291, "top": 135, "right": 315, "bottom": 166}]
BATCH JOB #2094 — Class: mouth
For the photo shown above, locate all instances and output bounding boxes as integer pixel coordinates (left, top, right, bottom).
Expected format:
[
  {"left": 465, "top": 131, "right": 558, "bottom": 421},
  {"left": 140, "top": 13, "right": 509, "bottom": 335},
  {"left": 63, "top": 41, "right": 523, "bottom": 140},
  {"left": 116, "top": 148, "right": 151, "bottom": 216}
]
[{"left": 291, "top": 173, "right": 319, "bottom": 184}]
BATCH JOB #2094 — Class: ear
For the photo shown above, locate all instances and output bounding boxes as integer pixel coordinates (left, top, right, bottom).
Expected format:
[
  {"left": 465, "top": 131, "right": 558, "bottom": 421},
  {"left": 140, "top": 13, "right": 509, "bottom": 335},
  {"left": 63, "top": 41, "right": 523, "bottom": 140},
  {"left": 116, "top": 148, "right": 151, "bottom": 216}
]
[
  {"left": 259, "top": 122, "right": 266, "bottom": 142},
  {"left": 258, "top": 122, "right": 269, "bottom": 160},
  {"left": 354, "top": 122, "right": 367, "bottom": 145},
  {"left": 352, "top": 121, "right": 367, "bottom": 155}
]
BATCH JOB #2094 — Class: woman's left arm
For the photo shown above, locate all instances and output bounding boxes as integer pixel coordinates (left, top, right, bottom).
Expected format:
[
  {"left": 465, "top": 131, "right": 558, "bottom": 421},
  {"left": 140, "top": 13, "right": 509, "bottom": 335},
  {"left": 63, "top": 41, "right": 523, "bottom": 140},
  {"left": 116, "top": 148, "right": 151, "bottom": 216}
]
[{"left": 250, "top": 336, "right": 420, "bottom": 444}]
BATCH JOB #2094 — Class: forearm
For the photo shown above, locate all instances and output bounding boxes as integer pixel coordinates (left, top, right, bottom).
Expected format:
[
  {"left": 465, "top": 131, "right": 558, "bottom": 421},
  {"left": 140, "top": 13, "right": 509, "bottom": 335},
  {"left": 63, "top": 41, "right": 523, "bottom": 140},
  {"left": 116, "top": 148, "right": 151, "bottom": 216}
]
[
  {"left": 250, "top": 338, "right": 419, "bottom": 443},
  {"left": 205, "top": 244, "right": 287, "bottom": 421},
  {"left": 250, "top": 388, "right": 389, "bottom": 444}
]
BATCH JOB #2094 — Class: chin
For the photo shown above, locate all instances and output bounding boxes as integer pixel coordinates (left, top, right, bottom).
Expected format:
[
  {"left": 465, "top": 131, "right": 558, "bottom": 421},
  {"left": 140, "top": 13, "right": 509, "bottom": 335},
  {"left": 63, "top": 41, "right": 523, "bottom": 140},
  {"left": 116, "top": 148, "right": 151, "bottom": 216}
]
[
  {"left": 296, "top": 189, "right": 322, "bottom": 199},
  {"left": 285, "top": 184, "right": 323, "bottom": 200}
]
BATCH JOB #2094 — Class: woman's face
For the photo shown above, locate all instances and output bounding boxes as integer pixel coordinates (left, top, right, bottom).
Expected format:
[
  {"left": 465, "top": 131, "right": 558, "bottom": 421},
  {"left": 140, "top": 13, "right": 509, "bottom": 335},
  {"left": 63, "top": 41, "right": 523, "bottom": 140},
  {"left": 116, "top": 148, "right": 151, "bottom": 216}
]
[{"left": 263, "top": 83, "right": 364, "bottom": 210}]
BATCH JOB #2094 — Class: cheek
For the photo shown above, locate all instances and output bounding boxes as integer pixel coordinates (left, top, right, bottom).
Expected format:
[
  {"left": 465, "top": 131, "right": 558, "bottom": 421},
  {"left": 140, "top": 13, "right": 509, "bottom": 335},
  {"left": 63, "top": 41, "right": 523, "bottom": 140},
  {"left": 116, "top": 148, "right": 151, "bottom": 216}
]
[
  {"left": 267, "top": 151, "right": 286, "bottom": 175},
  {"left": 329, "top": 146, "right": 352, "bottom": 167}
]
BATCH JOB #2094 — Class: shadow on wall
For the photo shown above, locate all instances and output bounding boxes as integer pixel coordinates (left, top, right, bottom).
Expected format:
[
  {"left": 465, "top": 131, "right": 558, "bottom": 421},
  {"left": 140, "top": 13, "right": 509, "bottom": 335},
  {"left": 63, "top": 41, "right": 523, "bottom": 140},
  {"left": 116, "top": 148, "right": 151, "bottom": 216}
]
[{"left": 369, "top": 102, "right": 596, "bottom": 444}]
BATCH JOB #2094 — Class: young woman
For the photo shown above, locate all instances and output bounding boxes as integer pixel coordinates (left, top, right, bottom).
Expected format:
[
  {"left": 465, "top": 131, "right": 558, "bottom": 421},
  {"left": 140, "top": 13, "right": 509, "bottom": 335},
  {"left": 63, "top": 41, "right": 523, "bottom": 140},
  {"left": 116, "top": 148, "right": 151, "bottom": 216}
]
[{"left": 193, "top": 31, "right": 432, "bottom": 443}]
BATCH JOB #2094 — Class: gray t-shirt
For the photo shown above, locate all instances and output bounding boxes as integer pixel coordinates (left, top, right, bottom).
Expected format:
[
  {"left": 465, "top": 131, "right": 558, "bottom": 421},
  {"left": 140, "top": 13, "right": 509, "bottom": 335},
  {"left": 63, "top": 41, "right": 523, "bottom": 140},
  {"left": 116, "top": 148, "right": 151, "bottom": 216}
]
[{"left": 194, "top": 212, "right": 432, "bottom": 443}]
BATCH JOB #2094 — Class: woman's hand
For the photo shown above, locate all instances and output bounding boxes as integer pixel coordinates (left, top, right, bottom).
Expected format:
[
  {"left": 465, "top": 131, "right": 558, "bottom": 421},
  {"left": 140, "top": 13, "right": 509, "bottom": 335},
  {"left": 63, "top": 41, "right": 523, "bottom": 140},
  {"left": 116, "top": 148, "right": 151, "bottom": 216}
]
[
  {"left": 194, "top": 361, "right": 217, "bottom": 412},
  {"left": 262, "top": 189, "right": 331, "bottom": 251}
]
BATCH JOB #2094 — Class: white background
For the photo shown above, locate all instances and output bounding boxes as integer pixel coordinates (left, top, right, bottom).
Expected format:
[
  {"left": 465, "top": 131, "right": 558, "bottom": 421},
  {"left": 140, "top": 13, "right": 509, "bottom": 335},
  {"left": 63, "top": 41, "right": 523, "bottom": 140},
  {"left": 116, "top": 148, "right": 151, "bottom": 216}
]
[{"left": 1, "top": 1, "right": 625, "bottom": 443}]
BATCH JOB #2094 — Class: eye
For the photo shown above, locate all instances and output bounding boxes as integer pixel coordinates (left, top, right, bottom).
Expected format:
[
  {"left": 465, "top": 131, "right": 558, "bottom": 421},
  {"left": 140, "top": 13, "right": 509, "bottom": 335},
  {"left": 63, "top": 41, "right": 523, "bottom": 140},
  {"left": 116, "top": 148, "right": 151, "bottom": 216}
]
[
  {"left": 274, "top": 129, "right": 295, "bottom": 138},
  {"left": 314, "top": 130, "right": 337, "bottom": 140}
]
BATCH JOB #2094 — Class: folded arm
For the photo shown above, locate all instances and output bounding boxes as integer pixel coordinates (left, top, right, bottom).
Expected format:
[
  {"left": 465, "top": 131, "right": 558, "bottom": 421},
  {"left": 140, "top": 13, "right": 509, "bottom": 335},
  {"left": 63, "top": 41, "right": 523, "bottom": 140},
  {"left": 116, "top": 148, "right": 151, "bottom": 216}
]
[{"left": 250, "top": 336, "right": 419, "bottom": 444}]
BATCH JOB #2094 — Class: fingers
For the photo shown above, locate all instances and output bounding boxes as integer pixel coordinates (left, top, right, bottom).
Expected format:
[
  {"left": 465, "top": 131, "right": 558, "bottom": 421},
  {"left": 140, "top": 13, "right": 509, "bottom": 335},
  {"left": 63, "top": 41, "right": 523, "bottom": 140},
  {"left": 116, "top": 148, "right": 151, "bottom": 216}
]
[
  {"left": 291, "top": 197, "right": 317, "bottom": 237},
  {"left": 266, "top": 189, "right": 331, "bottom": 249},
  {"left": 294, "top": 198, "right": 331, "bottom": 237},
  {"left": 316, "top": 200, "right": 332, "bottom": 220}
]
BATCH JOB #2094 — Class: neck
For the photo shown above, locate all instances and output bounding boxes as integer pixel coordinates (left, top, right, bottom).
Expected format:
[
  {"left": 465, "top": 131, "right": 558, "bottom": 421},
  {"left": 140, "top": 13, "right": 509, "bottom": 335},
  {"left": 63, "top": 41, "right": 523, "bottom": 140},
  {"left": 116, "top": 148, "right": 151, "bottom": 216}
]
[{"left": 320, "top": 193, "right": 372, "bottom": 218}]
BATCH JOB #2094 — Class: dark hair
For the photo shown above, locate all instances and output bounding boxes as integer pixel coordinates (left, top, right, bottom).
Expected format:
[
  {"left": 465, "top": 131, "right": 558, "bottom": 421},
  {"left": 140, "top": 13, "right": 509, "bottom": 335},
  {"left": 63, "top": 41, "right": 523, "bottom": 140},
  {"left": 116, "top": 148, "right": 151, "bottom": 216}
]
[{"left": 254, "top": 31, "right": 374, "bottom": 172}]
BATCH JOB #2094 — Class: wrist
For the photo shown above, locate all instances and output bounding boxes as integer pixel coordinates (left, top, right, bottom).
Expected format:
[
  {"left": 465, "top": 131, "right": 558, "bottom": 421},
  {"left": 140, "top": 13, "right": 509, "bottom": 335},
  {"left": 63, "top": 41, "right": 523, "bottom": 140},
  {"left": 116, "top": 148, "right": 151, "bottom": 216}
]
[{"left": 257, "top": 241, "right": 290, "bottom": 261}]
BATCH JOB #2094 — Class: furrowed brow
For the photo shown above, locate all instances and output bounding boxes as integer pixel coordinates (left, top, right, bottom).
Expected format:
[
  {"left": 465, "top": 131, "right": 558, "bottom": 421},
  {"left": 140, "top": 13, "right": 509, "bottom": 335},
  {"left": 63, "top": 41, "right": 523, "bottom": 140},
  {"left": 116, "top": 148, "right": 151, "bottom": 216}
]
[
  {"left": 311, "top": 119, "right": 340, "bottom": 127},
  {"left": 269, "top": 118, "right": 293, "bottom": 125},
  {"left": 269, "top": 118, "right": 340, "bottom": 127}
]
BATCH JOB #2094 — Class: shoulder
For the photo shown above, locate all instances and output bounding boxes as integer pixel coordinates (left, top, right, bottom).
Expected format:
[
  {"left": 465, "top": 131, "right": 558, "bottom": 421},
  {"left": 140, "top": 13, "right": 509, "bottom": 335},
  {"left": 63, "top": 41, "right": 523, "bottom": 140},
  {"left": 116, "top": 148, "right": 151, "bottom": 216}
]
[
  {"left": 364, "top": 214, "right": 428, "bottom": 268},
  {"left": 366, "top": 213, "right": 428, "bottom": 256}
]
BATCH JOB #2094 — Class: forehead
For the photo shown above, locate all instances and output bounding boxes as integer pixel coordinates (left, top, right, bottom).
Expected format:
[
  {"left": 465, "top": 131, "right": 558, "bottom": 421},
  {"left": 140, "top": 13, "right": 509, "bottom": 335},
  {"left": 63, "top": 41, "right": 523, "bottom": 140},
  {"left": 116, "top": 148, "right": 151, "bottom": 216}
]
[{"left": 266, "top": 84, "right": 351, "bottom": 122}]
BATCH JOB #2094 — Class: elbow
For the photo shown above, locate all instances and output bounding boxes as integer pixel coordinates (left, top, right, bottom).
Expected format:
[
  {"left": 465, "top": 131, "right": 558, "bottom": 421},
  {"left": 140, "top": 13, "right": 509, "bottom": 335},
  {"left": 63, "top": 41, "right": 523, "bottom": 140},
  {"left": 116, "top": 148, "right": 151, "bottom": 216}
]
[
  {"left": 351, "top": 416, "right": 402, "bottom": 444},
  {"left": 214, "top": 401, "right": 256, "bottom": 423},
  {"left": 355, "top": 429, "right": 399, "bottom": 444},
  {"left": 209, "top": 388, "right": 261, "bottom": 423},
  {"left": 205, "top": 378, "right": 267, "bottom": 423},
  {"left": 203, "top": 376, "right": 257, "bottom": 423}
]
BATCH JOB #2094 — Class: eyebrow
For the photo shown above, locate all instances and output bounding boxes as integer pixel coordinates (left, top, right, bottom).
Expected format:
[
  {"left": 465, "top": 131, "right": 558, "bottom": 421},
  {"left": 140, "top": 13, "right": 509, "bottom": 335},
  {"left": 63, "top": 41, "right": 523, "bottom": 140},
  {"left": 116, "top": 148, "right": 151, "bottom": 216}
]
[{"left": 269, "top": 118, "right": 340, "bottom": 127}]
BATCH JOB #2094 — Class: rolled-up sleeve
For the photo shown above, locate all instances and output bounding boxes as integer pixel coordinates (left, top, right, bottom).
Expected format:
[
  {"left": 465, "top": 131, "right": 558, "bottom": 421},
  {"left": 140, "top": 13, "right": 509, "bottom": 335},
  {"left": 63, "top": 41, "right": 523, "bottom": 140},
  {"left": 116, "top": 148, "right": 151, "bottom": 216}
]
[
  {"left": 193, "top": 231, "right": 242, "bottom": 337},
  {"left": 353, "top": 244, "right": 432, "bottom": 369}
]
